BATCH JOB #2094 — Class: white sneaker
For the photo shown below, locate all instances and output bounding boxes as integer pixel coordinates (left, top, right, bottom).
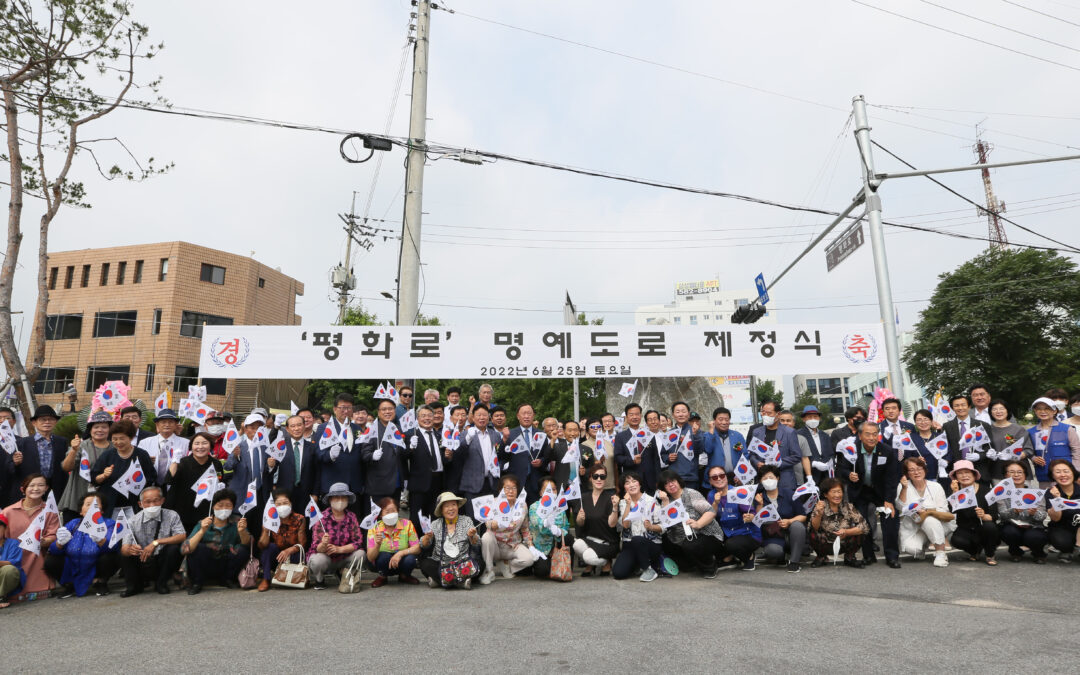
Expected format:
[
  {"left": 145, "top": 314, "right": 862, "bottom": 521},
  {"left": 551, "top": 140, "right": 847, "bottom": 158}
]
[
  {"left": 933, "top": 551, "right": 949, "bottom": 568},
  {"left": 498, "top": 561, "right": 513, "bottom": 578},
  {"left": 428, "top": 577, "right": 438, "bottom": 588},
  {"left": 639, "top": 568, "right": 658, "bottom": 582},
  {"left": 479, "top": 569, "right": 496, "bottom": 585}
]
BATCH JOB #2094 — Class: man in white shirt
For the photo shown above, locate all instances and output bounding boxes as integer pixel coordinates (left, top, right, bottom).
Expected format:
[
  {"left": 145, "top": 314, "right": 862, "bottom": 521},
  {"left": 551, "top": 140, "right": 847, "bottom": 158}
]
[
  {"left": 970, "top": 384, "right": 993, "bottom": 424},
  {"left": 138, "top": 409, "right": 190, "bottom": 487}
]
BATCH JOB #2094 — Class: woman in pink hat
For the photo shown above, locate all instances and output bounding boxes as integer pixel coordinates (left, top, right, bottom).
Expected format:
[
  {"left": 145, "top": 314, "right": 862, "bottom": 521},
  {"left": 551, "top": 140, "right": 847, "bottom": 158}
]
[{"left": 947, "top": 460, "right": 1000, "bottom": 565}]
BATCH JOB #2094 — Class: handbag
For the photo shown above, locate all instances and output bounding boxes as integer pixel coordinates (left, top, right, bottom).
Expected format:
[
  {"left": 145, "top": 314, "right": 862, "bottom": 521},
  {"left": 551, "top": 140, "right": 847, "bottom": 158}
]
[
  {"left": 437, "top": 524, "right": 476, "bottom": 586},
  {"left": 238, "top": 541, "right": 261, "bottom": 589},
  {"left": 338, "top": 555, "right": 363, "bottom": 593},
  {"left": 271, "top": 547, "right": 309, "bottom": 588},
  {"left": 549, "top": 537, "right": 573, "bottom": 582}
]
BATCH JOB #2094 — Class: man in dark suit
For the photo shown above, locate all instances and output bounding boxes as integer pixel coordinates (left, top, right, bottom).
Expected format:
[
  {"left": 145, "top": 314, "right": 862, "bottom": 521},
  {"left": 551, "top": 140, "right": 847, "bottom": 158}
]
[
  {"left": 614, "top": 403, "right": 645, "bottom": 481},
  {"left": 8, "top": 405, "right": 68, "bottom": 505},
  {"left": 749, "top": 400, "right": 802, "bottom": 493},
  {"left": 278, "top": 414, "right": 319, "bottom": 512},
  {"left": 362, "top": 399, "right": 404, "bottom": 505},
  {"left": 314, "top": 393, "right": 366, "bottom": 522},
  {"left": 403, "top": 405, "right": 444, "bottom": 534},
  {"left": 224, "top": 414, "right": 276, "bottom": 538},
  {"left": 441, "top": 405, "right": 469, "bottom": 495},
  {"left": 632, "top": 409, "right": 664, "bottom": 494},
  {"left": 879, "top": 398, "right": 916, "bottom": 453},
  {"left": 452, "top": 405, "right": 502, "bottom": 519},
  {"left": 942, "top": 394, "right": 992, "bottom": 480},
  {"left": 501, "top": 404, "right": 550, "bottom": 503},
  {"left": 797, "top": 405, "right": 835, "bottom": 485},
  {"left": 836, "top": 422, "right": 901, "bottom": 568}
]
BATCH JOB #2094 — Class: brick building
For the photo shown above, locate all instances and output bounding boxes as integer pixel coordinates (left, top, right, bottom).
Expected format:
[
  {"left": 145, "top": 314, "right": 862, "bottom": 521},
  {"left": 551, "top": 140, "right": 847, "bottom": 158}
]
[{"left": 33, "top": 242, "right": 305, "bottom": 414}]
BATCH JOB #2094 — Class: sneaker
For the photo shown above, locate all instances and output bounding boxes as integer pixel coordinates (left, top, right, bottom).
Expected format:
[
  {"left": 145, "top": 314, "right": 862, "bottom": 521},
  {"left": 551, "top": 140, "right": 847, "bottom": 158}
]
[
  {"left": 660, "top": 556, "right": 679, "bottom": 576},
  {"left": 786, "top": 562, "right": 801, "bottom": 573},
  {"left": 428, "top": 577, "right": 439, "bottom": 588},
  {"left": 463, "top": 578, "right": 472, "bottom": 590},
  {"left": 498, "top": 561, "right": 513, "bottom": 579},
  {"left": 741, "top": 559, "right": 755, "bottom": 572},
  {"left": 93, "top": 581, "right": 111, "bottom": 597},
  {"left": 479, "top": 569, "right": 496, "bottom": 585},
  {"left": 933, "top": 551, "right": 949, "bottom": 568},
  {"left": 313, "top": 579, "right": 328, "bottom": 590},
  {"left": 56, "top": 585, "right": 76, "bottom": 599},
  {"left": 639, "top": 568, "right": 658, "bottom": 582},
  {"left": 1059, "top": 553, "right": 1073, "bottom": 564},
  {"left": 702, "top": 565, "right": 719, "bottom": 579}
]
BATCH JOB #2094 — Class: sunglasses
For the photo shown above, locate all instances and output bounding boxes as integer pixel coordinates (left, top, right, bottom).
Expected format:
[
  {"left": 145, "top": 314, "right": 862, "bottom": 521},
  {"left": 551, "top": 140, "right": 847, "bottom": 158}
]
[
  {"left": 709, "top": 474, "right": 726, "bottom": 480},
  {"left": 588, "top": 424, "right": 601, "bottom": 429},
  {"left": 401, "top": 393, "right": 413, "bottom": 398},
  {"left": 591, "top": 474, "right": 607, "bottom": 480}
]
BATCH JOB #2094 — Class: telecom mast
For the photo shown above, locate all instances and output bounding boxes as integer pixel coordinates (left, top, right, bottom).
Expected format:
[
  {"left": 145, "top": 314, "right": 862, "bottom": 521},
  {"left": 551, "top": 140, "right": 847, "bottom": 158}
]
[{"left": 973, "top": 132, "right": 1008, "bottom": 249}]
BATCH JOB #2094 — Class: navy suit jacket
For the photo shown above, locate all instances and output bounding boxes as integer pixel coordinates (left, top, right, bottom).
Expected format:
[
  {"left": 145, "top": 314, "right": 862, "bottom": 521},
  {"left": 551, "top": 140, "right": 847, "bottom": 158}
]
[
  {"left": 362, "top": 421, "right": 404, "bottom": 497},
  {"left": 224, "top": 436, "right": 276, "bottom": 512},
  {"left": 275, "top": 436, "right": 319, "bottom": 508},
  {"left": 501, "top": 426, "right": 550, "bottom": 499},
  {"left": 836, "top": 442, "right": 900, "bottom": 507},
  {"left": 453, "top": 426, "right": 502, "bottom": 495},
  {"left": 313, "top": 419, "right": 365, "bottom": 495},
  {"left": 9, "top": 434, "right": 69, "bottom": 504},
  {"left": 798, "top": 426, "right": 835, "bottom": 484},
  {"left": 750, "top": 424, "right": 802, "bottom": 490}
]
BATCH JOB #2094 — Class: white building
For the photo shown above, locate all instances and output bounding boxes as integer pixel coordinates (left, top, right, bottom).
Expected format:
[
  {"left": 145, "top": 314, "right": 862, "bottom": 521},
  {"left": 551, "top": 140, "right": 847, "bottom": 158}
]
[
  {"left": 845, "top": 332, "right": 927, "bottom": 413},
  {"left": 792, "top": 374, "right": 853, "bottom": 418},
  {"left": 634, "top": 278, "right": 777, "bottom": 326}
]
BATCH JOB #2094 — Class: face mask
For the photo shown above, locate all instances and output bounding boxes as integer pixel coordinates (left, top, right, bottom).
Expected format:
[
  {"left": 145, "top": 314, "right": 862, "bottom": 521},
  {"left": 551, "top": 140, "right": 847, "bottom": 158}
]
[
  {"left": 142, "top": 505, "right": 161, "bottom": 518},
  {"left": 1072, "top": 406, "right": 1080, "bottom": 417},
  {"left": 207, "top": 424, "right": 225, "bottom": 435},
  {"left": 804, "top": 419, "right": 820, "bottom": 429},
  {"left": 761, "top": 478, "right": 778, "bottom": 491},
  {"left": 382, "top": 511, "right": 399, "bottom": 526},
  {"left": 214, "top": 509, "right": 232, "bottom": 520},
  {"left": 761, "top": 415, "right": 776, "bottom": 426},
  {"left": 195, "top": 425, "right": 206, "bottom": 434},
  {"left": 853, "top": 418, "right": 865, "bottom": 426},
  {"left": 1054, "top": 401, "right": 1067, "bottom": 411},
  {"left": 276, "top": 505, "right": 292, "bottom": 519},
  {"left": 330, "top": 499, "right": 348, "bottom": 512}
]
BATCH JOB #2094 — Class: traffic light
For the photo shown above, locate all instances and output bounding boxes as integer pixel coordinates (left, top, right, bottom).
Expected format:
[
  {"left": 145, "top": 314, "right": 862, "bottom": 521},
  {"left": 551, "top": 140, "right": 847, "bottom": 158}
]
[{"left": 731, "top": 304, "right": 766, "bottom": 324}]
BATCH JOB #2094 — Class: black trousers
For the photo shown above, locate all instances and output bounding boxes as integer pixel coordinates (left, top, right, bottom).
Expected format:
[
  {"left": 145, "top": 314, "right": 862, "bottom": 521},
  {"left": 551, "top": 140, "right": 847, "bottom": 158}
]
[
  {"left": 720, "top": 534, "right": 760, "bottom": 564},
  {"left": 612, "top": 536, "right": 662, "bottom": 579},
  {"left": 950, "top": 522, "right": 1001, "bottom": 558},
  {"left": 121, "top": 543, "right": 183, "bottom": 591},
  {"left": 1000, "top": 523, "right": 1048, "bottom": 558},
  {"left": 186, "top": 546, "right": 250, "bottom": 586},
  {"left": 408, "top": 479, "right": 443, "bottom": 536},
  {"left": 662, "top": 534, "right": 723, "bottom": 572},
  {"left": 1048, "top": 525, "right": 1077, "bottom": 555},
  {"left": 855, "top": 500, "right": 899, "bottom": 561},
  {"left": 43, "top": 551, "right": 121, "bottom": 591},
  {"left": 532, "top": 536, "right": 574, "bottom": 579}
]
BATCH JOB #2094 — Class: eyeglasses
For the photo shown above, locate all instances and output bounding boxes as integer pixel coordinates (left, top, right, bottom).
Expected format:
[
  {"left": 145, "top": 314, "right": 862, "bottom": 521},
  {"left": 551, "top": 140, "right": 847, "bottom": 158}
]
[
  {"left": 401, "top": 393, "right": 413, "bottom": 398},
  {"left": 709, "top": 474, "right": 726, "bottom": 481},
  {"left": 591, "top": 474, "right": 607, "bottom": 480}
]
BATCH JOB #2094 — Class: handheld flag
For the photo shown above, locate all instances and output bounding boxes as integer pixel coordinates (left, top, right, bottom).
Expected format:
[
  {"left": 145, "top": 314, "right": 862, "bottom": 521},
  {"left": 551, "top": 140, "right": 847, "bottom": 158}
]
[
  {"left": 553, "top": 487, "right": 569, "bottom": 515},
  {"left": 793, "top": 477, "right": 819, "bottom": 500},
  {"left": 43, "top": 490, "right": 59, "bottom": 519},
  {"left": 238, "top": 479, "right": 259, "bottom": 516},
  {"left": 18, "top": 510, "right": 47, "bottom": 555},
  {"left": 658, "top": 498, "right": 688, "bottom": 529},
  {"left": 985, "top": 479, "right": 1015, "bottom": 506},
  {"left": 899, "top": 499, "right": 923, "bottom": 518},
  {"left": 113, "top": 460, "right": 147, "bottom": 498},
  {"left": 222, "top": 422, "right": 242, "bottom": 452},
  {"left": 399, "top": 409, "right": 418, "bottom": 433},
  {"left": 678, "top": 433, "right": 695, "bottom": 461},
  {"left": 177, "top": 397, "right": 195, "bottom": 421},
  {"left": 531, "top": 431, "right": 548, "bottom": 453},
  {"left": 267, "top": 436, "right": 288, "bottom": 462},
  {"left": 154, "top": 391, "right": 170, "bottom": 415},
  {"left": 999, "top": 438, "right": 1025, "bottom": 461},
  {"left": 262, "top": 498, "right": 281, "bottom": 533},
  {"left": 595, "top": 435, "right": 607, "bottom": 461},
  {"left": 441, "top": 425, "right": 461, "bottom": 450},
  {"left": 535, "top": 485, "right": 558, "bottom": 521},
  {"left": 1011, "top": 488, "right": 1045, "bottom": 511},
  {"left": 385, "top": 382, "right": 400, "bottom": 405},
  {"left": 947, "top": 486, "right": 977, "bottom": 511},
  {"left": 727, "top": 484, "right": 756, "bottom": 507},
  {"left": 926, "top": 433, "right": 950, "bottom": 461},
  {"left": 563, "top": 478, "right": 582, "bottom": 501},
  {"left": 618, "top": 380, "right": 638, "bottom": 398},
  {"left": 191, "top": 465, "right": 220, "bottom": 507},
  {"left": 318, "top": 423, "right": 339, "bottom": 450},
  {"left": 560, "top": 439, "right": 580, "bottom": 465},
  {"left": 78, "top": 497, "right": 108, "bottom": 541},
  {"left": 733, "top": 455, "right": 757, "bottom": 485},
  {"left": 747, "top": 437, "right": 771, "bottom": 460},
  {"left": 382, "top": 422, "right": 406, "bottom": 448},
  {"left": 374, "top": 383, "right": 388, "bottom": 400},
  {"left": 290, "top": 400, "right": 299, "bottom": 416},
  {"left": 417, "top": 510, "right": 432, "bottom": 534},
  {"left": 662, "top": 429, "right": 682, "bottom": 451},
  {"left": 752, "top": 505, "right": 780, "bottom": 527},
  {"left": 188, "top": 384, "right": 207, "bottom": 403},
  {"left": 895, "top": 432, "right": 915, "bottom": 454},
  {"left": 471, "top": 495, "right": 496, "bottom": 522},
  {"left": 507, "top": 437, "right": 526, "bottom": 455},
  {"left": 108, "top": 508, "right": 129, "bottom": 548},
  {"left": 624, "top": 498, "right": 646, "bottom": 523},
  {"left": 304, "top": 496, "right": 323, "bottom": 527},
  {"left": 761, "top": 443, "right": 781, "bottom": 465},
  {"left": 97, "top": 381, "right": 126, "bottom": 412},
  {"left": 836, "top": 437, "right": 859, "bottom": 467},
  {"left": 1051, "top": 497, "right": 1080, "bottom": 512},
  {"left": 0, "top": 420, "right": 16, "bottom": 454},
  {"left": 189, "top": 403, "right": 214, "bottom": 425}
]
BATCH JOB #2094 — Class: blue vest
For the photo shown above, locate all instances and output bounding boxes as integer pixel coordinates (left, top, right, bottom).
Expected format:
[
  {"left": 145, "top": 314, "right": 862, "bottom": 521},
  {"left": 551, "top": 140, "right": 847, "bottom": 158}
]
[{"left": 1028, "top": 423, "right": 1071, "bottom": 483}]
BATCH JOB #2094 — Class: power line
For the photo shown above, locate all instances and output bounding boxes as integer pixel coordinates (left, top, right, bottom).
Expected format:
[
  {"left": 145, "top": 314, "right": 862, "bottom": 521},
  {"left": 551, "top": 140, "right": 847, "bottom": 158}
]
[
  {"left": 916, "top": 0, "right": 1080, "bottom": 54},
  {"left": 871, "top": 104, "right": 1080, "bottom": 152},
  {"left": 871, "top": 101, "right": 1080, "bottom": 122},
  {"left": 851, "top": 0, "right": 1080, "bottom": 73},
  {"left": 1001, "top": 0, "right": 1080, "bottom": 28}
]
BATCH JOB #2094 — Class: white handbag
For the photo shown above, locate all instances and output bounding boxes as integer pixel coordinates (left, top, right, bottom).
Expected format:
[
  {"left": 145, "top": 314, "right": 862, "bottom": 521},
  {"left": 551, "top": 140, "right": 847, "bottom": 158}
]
[{"left": 271, "top": 548, "right": 309, "bottom": 589}]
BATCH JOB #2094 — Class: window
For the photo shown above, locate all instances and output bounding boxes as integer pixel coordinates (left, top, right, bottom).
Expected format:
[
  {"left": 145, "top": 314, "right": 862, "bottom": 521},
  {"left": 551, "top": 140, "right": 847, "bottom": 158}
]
[
  {"left": 45, "top": 314, "right": 82, "bottom": 340},
  {"left": 703, "top": 314, "right": 710, "bottom": 320},
  {"left": 33, "top": 367, "right": 75, "bottom": 395},
  {"left": 689, "top": 315, "right": 698, "bottom": 325},
  {"left": 99, "top": 262, "right": 110, "bottom": 286},
  {"left": 806, "top": 380, "right": 818, "bottom": 395},
  {"left": 199, "top": 263, "right": 226, "bottom": 285},
  {"left": 63, "top": 266, "right": 74, "bottom": 289},
  {"left": 116, "top": 261, "right": 127, "bottom": 285},
  {"left": 133, "top": 260, "right": 143, "bottom": 284},
  {"left": 645, "top": 318, "right": 655, "bottom": 325},
  {"left": 144, "top": 363, "right": 155, "bottom": 391},
  {"left": 151, "top": 308, "right": 162, "bottom": 335},
  {"left": 674, "top": 316, "right": 682, "bottom": 325},
  {"left": 48, "top": 267, "right": 58, "bottom": 290},
  {"left": 85, "top": 365, "right": 129, "bottom": 392},
  {"left": 81, "top": 264, "right": 91, "bottom": 288},
  {"left": 180, "top": 310, "right": 233, "bottom": 338},
  {"left": 173, "top": 365, "right": 199, "bottom": 393},
  {"left": 158, "top": 258, "right": 169, "bottom": 282},
  {"left": 204, "top": 378, "right": 226, "bottom": 396},
  {"left": 819, "top": 378, "right": 843, "bottom": 395},
  {"left": 258, "top": 277, "right": 265, "bottom": 288},
  {"left": 93, "top": 310, "right": 137, "bottom": 338}
]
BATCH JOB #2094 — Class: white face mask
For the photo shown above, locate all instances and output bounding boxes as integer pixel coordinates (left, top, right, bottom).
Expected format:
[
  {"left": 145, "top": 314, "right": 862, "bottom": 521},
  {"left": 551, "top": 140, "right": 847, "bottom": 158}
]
[
  {"left": 761, "top": 478, "right": 778, "bottom": 491},
  {"left": 804, "top": 419, "right": 820, "bottom": 429},
  {"left": 1054, "top": 401, "right": 1067, "bottom": 411},
  {"left": 276, "top": 505, "right": 292, "bottom": 519},
  {"left": 141, "top": 505, "right": 161, "bottom": 518},
  {"left": 761, "top": 415, "right": 776, "bottom": 427},
  {"left": 382, "top": 511, "right": 399, "bottom": 526},
  {"left": 330, "top": 499, "right": 348, "bottom": 513},
  {"left": 1072, "top": 406, "right": 1080, "bottom": 417},
  {"left": 214, "top": 509, "right": 232, "bottom": 520},
  {"left": 207, "top": 424, "right": 226, "bottom": 435}
]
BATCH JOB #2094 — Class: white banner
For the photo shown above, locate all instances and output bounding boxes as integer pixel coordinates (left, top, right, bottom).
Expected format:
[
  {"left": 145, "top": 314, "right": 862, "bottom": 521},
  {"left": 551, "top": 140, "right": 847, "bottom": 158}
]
[{"left": 198, "top": 324, "right": 888, "bottom": 380}]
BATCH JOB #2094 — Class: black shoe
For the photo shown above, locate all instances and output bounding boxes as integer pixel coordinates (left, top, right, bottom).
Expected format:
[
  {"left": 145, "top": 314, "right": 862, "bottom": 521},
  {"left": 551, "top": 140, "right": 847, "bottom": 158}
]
[
  {"left": 873, "top": 543, "right": 880, "bottom": 552},
  {"left": 741, "top": 559, "right": 756, "bottom": 572},
  {"left": 313, "top": 580, "right": 328, "bottom": 590},
  {"left": 92, "top": 581, "right": 111, "bottom": 597},
  {"left": 702, "top": 565, "right": 719, "bottom": 579},
  {"left": 864, "top": 555, "right": 879, "bottom": 565},
  {"left": 844, "top": 558, "right": 864, "bottom": 569},
  {"left": 120, "top": 588, "right": 141, "bottom": 598},
  {"left": 886, "top": 559, "right": 902, "bottom": 569},
  {"left": 56, "top": 585, "right": 76, "bottom": 599},
  {"left": 786, "top": 562, "right": 801, "bottom": 573},
  {"left": 223, "top": 580, "right": 240, "bottom": 590},
  {"left": 155, "top": 582, "right": 171, "bottom": 595},
  {"left": 187, "top": 584, "right": 202, "bottom": 596},
  {"left": 811, "top": 557, "right": 826, "bottom": 568}
]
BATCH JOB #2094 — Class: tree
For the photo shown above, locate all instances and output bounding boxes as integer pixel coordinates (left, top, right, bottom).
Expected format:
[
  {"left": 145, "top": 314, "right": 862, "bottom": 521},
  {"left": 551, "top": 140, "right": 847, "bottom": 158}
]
[
  {"left": 790, "top": 389, "right": 836, "bottom": 430},
  {"left": 904, "top": 248, "right": 1080, "bottom": 411},
  {"left": 754, "top": 379, "right": 784, "bottom": 411},
  {"left": 1, "top": 1, "right": 168, "bottom": 410}
]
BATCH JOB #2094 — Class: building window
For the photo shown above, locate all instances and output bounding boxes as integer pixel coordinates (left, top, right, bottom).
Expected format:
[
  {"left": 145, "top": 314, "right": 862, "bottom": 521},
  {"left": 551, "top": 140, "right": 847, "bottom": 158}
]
[
  {"left": 806, "top": 380, "right": 818, "bottom": 395},
  {"left": 173, "top": 365, "right": 199, "bottom": 393},
  {"left": 99, "top": 262, "right": 110, "bottom": 286},
  {"left": 85, "top": 365, "right": 130, "bottom": 392},
  {"left": 144, "top": 363, "right": 155, "bottom": 391},
  {"left": 645, "top": 318, "right": 655, "bottom": 325},
  {"left": 703, "top": 314, "right": 710, "bottom": 320},
  {"left": 45, "top": 314, "right": 82, "bottom": 340},
  {"left": 32, "top": 367, "right": 76, "bottom": 395},
  {"left": 151, "top": 308, "right": 162, "bottom": 335},
  {"left": 689, "top": 315, "right": 698, "bottom": 325},
  {"left": 674, "top": 316, "right": 681, "bottom": 324},
  {"left": 204, "top": 378, "right": 226, "bottom": 396},
  {"left": 199, "top": 263, "right": 226, "bottom": 285},
  {"left": 48, "top": 267, "right": 58, "bottom": 290},
  {"left": 116, "top": 261, "right": 127, "bottom": 285},
  {"left": 93, "top": 310, "right": 137, "bottom": 338},
  {"left": 158, "top": 258, "right": 168, "bottom": 282},
  {"left": 180, "top": 310, "right": 233, "bottom": 338},
  {"left": 63, "top": 266, "right": 74, "bottom": 289},
  {"left": 258, "top": 277, "right": 265, "bottom": 288},
  {"left": 81, "top": 264, "right": 91, "bottom": 288},
  {"left": 133, "top": 260, "right": 143, "bottom": 284}
]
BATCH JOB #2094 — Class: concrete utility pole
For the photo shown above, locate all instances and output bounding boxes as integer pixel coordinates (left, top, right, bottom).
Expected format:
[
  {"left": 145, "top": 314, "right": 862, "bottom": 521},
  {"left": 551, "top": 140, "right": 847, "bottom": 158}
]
[
  {"left": 852, "top": 96, "right": 905, "bottom": 403},
  {"left": 397, "top": 0, "right": 431, "bottom": 327},
  {"left": 335, "top": 193, "right": 358, "bottom": 324},
  {"left": 564, "top": 292, "right": 580, "bottom": 421}
]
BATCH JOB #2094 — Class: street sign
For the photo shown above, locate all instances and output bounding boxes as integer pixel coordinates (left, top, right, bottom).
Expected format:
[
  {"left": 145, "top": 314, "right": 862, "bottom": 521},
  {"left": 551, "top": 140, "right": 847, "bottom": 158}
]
[
  {"left": 825, "top": 221, "right": 865, "bottom": 272},
  {"left": 754, "top": 273, "right": 769, "bottom": 305}
]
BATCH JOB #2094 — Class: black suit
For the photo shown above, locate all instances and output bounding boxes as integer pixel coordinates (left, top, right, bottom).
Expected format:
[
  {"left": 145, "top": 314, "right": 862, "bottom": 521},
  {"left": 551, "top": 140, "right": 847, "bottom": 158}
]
[
  {"left": 362, "top": 421, "right": 403, "bottom": 501},
  {"left": 278, "top": 436, "right": 319, "bottom": 511},
  {"left": 8, "top": 434, "right": 69, "bottom": 504},
  {"left": 836, "top": 442, "right": 900, "bottom": 562},
  {"left": 403, "top": 426, "right": 444, "bottom": 535},
  {"left": 943, "top": 417, "right": 992, "bottom": 479}
]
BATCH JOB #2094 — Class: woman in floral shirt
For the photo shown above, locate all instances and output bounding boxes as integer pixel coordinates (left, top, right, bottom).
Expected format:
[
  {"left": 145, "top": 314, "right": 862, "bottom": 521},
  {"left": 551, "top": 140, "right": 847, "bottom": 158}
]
[
  {"left": 365, "top": 498, "right": 420, "bottom": 588},
  {"left": 529, "top": 478, "right": 573, "bottom": 579},
  {"left": 308, "top": 483, "right": 365, "bottom": 590},
  {"left": 809, "top": 477, "right": 869, "bottom": 568}
]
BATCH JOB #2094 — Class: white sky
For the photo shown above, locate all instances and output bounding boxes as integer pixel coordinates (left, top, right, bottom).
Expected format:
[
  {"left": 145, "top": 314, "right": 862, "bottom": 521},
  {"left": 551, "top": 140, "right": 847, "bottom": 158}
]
[{"left": 8, "top": 0, "right": 1080, "bottom": 360}]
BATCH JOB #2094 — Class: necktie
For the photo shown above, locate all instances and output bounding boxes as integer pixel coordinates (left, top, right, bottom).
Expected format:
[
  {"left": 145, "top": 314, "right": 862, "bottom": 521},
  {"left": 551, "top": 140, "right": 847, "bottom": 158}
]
[
  {"left": 429, "top": 431, "right": 440, "bottom": 470},
  {"left": 293, "top": 440, "right": 301, "bottom": 486},
  {"left": 959, "top": 420, "right": 966, "bottom": 435},
  {"left": 720, "top": 434, "right": 732, "bottom": 472}
]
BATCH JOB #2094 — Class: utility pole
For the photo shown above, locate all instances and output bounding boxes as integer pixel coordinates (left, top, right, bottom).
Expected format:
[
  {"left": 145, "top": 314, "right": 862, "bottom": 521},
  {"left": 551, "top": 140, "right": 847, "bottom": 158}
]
[
  {"left": 852, "top": 96, "right": 906, "bottom": 403},
  {"left": 564, "top": 292, "right": 579, "bottom": 421},
  {"left": 333, "top": 192, "right": 358, "bottom": 324},
  {"left": 974, "top": 133, "right": 1008, "bottom": 249},
  {"left": 397, "top": 0, "right": 431, "bottom": 327}
]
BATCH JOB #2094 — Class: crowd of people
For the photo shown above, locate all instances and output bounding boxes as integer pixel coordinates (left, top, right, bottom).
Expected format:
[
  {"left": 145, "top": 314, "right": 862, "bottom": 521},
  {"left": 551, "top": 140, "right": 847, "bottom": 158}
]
[{"left": 1, "top": 381, "right": 1079, "bottom": 606}]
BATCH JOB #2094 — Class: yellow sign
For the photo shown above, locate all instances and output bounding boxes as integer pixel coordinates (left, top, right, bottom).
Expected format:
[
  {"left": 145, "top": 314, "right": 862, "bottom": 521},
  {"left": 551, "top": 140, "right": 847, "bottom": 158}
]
[{"left": 675, "top": 279, "right": 720, "bottom": 296}]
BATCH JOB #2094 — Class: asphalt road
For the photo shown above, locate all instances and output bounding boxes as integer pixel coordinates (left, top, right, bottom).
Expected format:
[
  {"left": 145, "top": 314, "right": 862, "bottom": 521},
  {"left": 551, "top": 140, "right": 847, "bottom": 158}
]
[{"left": 2, "top": 549, "right": 1075, "bottom": 674}]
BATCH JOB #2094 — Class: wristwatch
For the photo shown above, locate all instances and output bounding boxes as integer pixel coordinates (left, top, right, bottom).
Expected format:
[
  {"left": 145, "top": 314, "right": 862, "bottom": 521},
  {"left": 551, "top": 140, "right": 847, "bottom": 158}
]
[{"left": 151, "top": 540, "right": 159, "bottom": 547}]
